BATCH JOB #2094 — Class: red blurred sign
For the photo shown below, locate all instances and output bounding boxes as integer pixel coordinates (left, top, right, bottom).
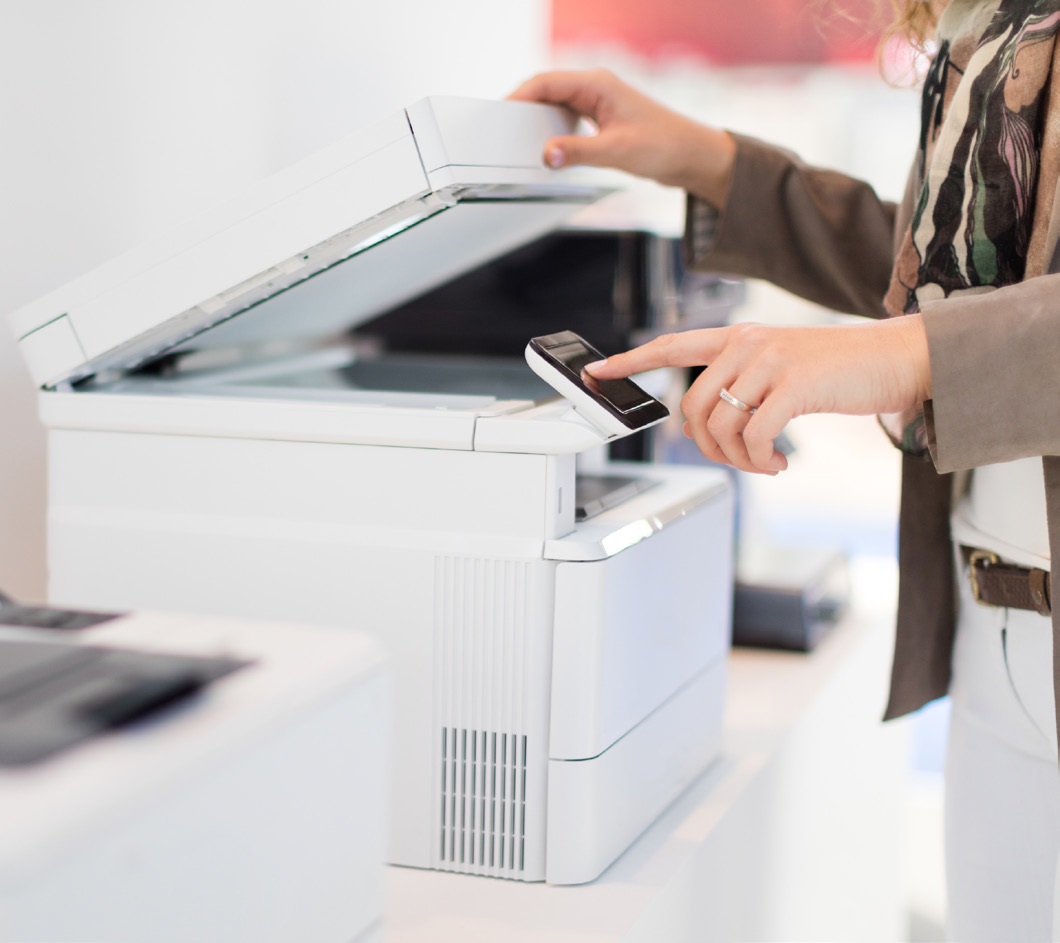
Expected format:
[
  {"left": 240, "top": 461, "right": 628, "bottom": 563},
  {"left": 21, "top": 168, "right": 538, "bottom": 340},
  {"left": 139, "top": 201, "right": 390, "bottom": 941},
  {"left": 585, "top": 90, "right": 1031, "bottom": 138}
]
[{"left": 551, "top": 0, "right": 886, "bottom": 65}]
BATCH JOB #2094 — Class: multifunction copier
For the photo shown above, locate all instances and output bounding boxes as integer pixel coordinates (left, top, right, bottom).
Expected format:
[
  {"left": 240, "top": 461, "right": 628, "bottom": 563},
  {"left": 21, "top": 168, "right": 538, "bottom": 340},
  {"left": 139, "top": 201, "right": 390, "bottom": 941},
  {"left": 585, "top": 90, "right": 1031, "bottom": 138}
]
[
  {"left": 0, "top": 602, "right": 388, "bottom": 943},
  {"left": 11, "top": 97, "right": 734, "bottom": 884}
]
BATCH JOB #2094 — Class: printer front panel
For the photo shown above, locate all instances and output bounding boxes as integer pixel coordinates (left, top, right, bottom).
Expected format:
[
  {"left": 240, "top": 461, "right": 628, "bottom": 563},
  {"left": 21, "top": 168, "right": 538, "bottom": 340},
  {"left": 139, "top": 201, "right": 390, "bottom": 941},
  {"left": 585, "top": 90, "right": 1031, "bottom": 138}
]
[
  {"left": 549, "top": 478, "right": 734, "bottom": 760},
  {"left": 541, "top": 466, "right": 733, "bottom": 883}
]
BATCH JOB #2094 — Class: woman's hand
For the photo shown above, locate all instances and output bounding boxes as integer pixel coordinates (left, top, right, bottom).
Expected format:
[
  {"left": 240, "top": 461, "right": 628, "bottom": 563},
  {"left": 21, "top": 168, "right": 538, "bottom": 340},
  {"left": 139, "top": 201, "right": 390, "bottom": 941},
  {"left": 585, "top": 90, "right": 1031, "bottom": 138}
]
[
  {"left": 508, "top": 68, "right": 736, "bottom": 207},
  {"left": 586, "top": 316, "right": 932, "bottom": 474}
]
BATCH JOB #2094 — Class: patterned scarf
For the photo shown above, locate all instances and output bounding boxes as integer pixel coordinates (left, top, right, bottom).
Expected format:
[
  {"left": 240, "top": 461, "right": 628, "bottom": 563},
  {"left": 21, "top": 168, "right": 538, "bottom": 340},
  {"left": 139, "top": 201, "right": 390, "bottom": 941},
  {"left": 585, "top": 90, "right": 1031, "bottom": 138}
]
[{"left": 881, "top": 0, "right": 1060, "bottom": 455}]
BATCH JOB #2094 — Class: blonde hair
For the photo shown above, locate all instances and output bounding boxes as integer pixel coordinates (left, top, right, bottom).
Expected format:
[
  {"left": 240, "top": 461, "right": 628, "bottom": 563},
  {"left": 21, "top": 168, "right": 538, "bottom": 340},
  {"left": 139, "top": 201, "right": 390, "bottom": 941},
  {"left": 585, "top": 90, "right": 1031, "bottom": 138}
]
[
  {"left": 885, "top": 0, "right": 944, "bottom": 51},
  {"left": 817, "top": 1, "right": 945, "bottom": 56}
]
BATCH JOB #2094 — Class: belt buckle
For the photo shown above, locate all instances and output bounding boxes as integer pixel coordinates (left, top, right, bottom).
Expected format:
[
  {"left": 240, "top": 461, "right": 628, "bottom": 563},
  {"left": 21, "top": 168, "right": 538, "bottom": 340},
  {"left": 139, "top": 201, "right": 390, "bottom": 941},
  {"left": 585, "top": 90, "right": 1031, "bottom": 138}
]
[{"left": 968, "top": 549, "right": 1000, "bottom": 606}]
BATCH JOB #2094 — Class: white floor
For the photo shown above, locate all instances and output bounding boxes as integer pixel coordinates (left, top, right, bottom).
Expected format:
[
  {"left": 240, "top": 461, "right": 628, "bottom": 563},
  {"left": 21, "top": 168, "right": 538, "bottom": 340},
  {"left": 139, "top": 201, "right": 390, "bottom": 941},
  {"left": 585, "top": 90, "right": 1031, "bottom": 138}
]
[{"left": 905, "top": 773, "right": 948, "bottom": 942}]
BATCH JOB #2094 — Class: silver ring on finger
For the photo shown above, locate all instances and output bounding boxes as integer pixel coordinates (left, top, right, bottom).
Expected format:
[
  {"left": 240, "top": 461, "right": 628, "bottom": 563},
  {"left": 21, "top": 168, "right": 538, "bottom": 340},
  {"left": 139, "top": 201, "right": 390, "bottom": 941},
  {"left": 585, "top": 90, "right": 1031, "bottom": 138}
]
[{"left": 719, "top": 386, "right": 758, "bottom": 415}]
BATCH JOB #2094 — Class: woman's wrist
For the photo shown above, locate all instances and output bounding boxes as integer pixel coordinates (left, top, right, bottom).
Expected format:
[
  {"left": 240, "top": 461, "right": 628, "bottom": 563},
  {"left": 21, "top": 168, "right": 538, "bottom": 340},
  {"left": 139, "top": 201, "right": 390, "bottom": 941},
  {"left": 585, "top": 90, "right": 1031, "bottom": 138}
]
[
  {"left": 671, "top": 123, "right": 735, "bottom": 209},
  {"left": 893, "top": 313, "right": 933, "bottom": 403}
]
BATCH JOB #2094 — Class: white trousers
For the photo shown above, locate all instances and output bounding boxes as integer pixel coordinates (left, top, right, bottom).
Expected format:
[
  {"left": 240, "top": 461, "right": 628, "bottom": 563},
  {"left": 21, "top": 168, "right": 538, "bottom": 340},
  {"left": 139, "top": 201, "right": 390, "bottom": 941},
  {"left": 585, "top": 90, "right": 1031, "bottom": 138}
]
[{"left": 945, "top": 566, "right": 1060, "bottom": 942}]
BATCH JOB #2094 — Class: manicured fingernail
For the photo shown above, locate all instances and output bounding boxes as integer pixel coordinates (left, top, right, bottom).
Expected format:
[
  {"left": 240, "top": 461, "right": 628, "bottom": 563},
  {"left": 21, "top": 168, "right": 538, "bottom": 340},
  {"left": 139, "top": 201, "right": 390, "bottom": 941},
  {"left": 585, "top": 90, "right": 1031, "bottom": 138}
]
[
  {"left": 545, "top": 146, "right": 566, "bottom": 169},
  {"left": 583, "top": 359, "right": 606, "bottom": 374},
  {"left": 769, "top": 454, "right": 788, "bottom": 472}
]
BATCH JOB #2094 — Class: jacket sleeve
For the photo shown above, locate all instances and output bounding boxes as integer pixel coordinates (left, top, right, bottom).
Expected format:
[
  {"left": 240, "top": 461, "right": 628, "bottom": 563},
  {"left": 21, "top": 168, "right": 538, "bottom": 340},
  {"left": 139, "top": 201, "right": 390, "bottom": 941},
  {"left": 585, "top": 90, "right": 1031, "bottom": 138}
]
[
  {"left": 922, "top": 276, "right": 1060, "bottom": 470},
  {"left": 683, "top": 133, "right": 898, "bottom": 320}
]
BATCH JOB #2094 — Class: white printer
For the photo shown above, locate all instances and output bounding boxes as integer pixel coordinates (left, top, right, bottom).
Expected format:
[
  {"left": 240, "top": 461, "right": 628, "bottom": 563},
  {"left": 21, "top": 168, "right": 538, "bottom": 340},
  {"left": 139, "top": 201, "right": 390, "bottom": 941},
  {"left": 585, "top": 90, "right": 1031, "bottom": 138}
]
[
  {"left": 11, "top": 97, "right": 734, "bottom": 885},
  {"left": 0, "top": 602, "right": 388, "bottom": 943}
]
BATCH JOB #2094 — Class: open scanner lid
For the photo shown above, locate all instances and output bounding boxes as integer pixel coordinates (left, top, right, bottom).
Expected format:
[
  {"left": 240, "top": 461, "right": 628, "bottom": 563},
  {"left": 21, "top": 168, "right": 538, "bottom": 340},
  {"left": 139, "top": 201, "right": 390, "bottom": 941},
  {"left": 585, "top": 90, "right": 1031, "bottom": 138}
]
[{"left": 12, "top": 97, "right": 618, "bottom": 390}]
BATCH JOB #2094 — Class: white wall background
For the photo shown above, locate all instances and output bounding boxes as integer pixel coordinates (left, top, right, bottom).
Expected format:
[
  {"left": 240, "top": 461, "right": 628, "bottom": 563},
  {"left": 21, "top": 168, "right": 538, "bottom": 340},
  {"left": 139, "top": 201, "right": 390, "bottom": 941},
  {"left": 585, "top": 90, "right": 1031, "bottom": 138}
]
[{"left": 0, "top": 0, "right": 550, "bottom": 603}]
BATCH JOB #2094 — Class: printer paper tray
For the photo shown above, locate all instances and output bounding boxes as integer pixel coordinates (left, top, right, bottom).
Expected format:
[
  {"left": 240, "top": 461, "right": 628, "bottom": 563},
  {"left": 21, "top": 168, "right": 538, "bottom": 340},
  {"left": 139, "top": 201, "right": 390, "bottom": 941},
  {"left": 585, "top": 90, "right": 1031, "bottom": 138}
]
[
  {"left": 546, "top": 658, "right": 725, "bottom": 884},
  {"left": 549, "top": 463, "right": 733, "bottom": 761}
]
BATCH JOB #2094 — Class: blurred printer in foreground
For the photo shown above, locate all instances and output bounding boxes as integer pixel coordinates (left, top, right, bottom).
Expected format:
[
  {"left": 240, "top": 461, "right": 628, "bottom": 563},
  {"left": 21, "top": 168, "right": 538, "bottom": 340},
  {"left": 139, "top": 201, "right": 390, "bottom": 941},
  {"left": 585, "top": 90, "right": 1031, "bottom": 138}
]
[
  {"left": 11, "top": 97, "right": 735, "bottom": 885},
  {"left": 0, "top": 598, "right": 388, "bottom": 943}
]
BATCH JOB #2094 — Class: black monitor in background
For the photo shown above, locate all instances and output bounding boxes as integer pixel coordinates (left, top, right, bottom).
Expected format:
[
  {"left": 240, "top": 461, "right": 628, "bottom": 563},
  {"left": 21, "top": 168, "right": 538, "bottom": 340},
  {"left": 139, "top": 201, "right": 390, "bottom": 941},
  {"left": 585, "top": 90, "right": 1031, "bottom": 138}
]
[{"left": 354, "top": 230, "right": 658, "bottom": 359}]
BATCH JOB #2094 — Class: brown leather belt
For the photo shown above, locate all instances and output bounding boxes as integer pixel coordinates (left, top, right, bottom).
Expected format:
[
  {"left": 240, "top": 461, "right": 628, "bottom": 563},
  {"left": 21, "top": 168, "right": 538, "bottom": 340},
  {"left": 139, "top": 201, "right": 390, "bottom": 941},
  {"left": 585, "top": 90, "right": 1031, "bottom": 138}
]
[{"left": 960, "top": 545, "right": 1052, "bottom": 616}]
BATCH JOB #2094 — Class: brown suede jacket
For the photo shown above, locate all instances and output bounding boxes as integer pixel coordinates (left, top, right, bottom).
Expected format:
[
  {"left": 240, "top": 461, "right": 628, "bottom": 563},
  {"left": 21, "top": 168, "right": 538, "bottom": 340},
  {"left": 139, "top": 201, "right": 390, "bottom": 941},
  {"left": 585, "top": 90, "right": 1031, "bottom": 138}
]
[{"left": 684, "top": 134, "right": 1060, "bottom": 735}]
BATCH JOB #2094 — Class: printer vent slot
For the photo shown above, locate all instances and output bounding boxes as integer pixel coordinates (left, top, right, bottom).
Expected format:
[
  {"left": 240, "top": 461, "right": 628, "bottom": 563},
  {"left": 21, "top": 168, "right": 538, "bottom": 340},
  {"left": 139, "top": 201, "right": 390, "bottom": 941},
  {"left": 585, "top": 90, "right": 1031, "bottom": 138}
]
[
  {"left": 439, "top": 727, "right": 526, "bottom": 875},
  {"left": 433, "top": 555, "right": 536, "bottom": 876}
]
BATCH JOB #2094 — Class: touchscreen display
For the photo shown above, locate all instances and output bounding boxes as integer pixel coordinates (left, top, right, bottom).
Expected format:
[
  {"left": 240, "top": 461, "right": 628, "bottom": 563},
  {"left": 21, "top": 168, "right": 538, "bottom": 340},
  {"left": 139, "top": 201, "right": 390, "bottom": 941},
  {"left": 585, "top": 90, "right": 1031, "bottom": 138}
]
[{"left": 545, "top": 337, "right": 656, "bottom": 413}]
